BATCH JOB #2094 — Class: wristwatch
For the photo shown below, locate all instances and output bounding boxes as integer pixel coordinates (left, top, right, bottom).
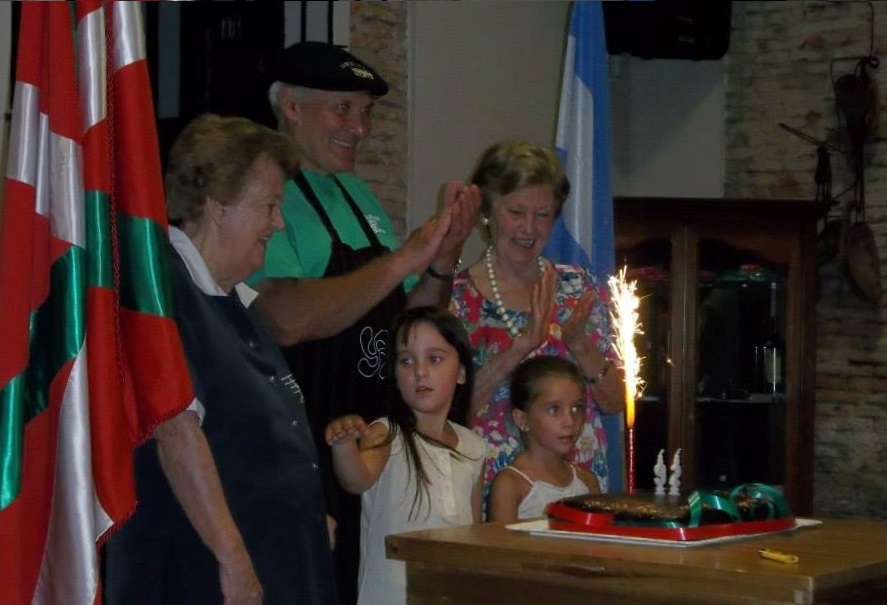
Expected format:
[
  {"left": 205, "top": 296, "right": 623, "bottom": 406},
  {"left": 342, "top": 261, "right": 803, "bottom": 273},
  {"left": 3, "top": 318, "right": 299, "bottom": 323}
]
[{"left": 425, "top": 259, "right": 461, "bottom": 281}]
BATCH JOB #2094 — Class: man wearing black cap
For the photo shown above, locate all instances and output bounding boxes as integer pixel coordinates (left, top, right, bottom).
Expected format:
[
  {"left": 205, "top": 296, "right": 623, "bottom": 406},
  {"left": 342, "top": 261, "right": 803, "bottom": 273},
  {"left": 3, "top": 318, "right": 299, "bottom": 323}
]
[{"left": 249, "top": 41, "right": 479, "bottom": 605}]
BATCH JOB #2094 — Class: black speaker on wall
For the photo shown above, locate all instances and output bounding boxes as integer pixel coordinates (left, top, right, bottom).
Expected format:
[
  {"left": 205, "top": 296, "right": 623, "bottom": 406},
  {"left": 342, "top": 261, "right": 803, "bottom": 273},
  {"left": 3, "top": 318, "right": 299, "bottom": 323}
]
[{"left": 602, "top": 1, "right": 732, "bottom": 61}]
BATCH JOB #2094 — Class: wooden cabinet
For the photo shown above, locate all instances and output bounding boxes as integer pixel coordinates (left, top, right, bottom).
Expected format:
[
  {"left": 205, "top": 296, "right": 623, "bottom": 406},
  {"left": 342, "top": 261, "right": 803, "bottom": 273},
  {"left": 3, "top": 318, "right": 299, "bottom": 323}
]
[{"left": 614, "top": 197, "right": 830, "bottom": 515}]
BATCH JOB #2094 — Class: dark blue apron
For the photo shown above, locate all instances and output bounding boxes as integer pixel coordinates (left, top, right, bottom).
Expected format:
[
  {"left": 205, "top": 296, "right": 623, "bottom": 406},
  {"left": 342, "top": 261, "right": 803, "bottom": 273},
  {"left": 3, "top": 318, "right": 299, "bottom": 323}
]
[{"left": 105, "top": 246, "right": 336, "bottom": 605}]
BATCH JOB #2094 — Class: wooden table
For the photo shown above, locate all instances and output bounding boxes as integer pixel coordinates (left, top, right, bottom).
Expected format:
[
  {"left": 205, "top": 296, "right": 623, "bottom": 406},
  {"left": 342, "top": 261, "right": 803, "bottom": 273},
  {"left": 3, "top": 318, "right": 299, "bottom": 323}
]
[{"left": 387, "top": 519, "right": 887, "bottom": 604}]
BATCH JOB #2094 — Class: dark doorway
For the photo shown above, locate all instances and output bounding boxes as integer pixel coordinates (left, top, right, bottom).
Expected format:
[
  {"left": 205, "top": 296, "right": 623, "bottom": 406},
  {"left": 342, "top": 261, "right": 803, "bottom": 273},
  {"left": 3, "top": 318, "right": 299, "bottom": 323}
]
[{"left": 145, "top": 2, "right": 286, "bottom": 169}]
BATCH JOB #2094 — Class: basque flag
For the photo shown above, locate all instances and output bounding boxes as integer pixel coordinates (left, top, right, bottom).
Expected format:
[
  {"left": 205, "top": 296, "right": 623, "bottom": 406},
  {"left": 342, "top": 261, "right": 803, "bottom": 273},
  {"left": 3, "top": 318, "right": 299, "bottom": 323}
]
[
  {"left": 543, "top": 1, "right": 623, "bottom": 492},
  {"left": 0, "top": 3, "right": 193, "bottom": 603}
]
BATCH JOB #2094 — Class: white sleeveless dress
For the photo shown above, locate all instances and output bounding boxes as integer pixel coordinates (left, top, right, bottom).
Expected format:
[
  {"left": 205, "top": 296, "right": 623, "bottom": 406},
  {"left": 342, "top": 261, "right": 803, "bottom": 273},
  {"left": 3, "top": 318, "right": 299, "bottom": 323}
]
[{"left": 504, "top": 464, "right": 590, "bottom": 520}]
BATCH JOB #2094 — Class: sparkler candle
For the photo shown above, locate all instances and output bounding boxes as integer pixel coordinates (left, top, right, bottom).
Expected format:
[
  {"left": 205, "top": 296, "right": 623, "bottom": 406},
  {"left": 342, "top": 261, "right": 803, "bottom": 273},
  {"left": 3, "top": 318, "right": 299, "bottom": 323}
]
[{"left": 608, "top": 267, "right": 645, "bottom": 493}]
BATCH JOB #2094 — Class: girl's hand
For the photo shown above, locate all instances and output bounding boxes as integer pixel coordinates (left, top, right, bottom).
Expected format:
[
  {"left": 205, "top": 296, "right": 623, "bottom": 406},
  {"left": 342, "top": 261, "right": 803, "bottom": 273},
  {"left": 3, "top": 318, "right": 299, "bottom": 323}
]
[
  {"left": 563, "top": 288, "right": 597, "bottom": 357},
  {"left": 325, "top": 414, "right": 369, "bottom": 446},
  {"left": 519, "top": 265, "right": 557, "bottom": 354}
]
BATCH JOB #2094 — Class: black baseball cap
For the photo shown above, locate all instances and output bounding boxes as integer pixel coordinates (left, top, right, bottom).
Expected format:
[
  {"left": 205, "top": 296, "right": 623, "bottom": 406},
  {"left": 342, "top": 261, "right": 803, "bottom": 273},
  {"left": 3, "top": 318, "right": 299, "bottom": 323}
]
[{"left": 273, "top": 41, "right": 389, "bottom": 97}]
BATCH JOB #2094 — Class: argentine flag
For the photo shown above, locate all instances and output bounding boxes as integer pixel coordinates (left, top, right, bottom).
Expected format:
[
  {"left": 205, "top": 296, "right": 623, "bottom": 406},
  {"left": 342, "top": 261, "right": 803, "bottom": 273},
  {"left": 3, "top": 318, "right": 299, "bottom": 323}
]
[{"left": 543, "top": 1, "right": 623, "bottom": 492}]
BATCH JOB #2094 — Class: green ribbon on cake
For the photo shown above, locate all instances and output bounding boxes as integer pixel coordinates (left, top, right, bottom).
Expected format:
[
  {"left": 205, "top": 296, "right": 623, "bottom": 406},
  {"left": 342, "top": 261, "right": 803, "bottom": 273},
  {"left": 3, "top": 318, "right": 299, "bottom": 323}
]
[{"left": 617, "top": 483, "right": 791, "bottom": 529}]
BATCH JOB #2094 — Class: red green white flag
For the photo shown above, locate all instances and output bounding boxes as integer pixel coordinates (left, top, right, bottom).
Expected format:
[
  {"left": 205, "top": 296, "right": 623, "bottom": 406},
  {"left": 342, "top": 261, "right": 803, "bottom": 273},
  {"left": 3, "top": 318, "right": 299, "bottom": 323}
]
[{"left": 0, "top": 3, "right": 193, "bottom": 604}]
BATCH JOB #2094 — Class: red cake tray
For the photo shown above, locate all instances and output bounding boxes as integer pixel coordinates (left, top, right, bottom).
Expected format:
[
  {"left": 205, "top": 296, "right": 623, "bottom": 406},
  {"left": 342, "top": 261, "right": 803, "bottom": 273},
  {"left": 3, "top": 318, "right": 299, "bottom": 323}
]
[{"left": 507, "top": 517, "right": 820, "bottom": 548}]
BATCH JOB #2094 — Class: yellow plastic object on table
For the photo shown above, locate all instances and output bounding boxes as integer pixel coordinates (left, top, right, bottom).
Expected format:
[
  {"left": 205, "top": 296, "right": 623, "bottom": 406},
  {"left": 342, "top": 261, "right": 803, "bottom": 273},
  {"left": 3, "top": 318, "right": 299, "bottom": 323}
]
[{"left": 759, "top": 548, "right": 799, "bottom": 564}]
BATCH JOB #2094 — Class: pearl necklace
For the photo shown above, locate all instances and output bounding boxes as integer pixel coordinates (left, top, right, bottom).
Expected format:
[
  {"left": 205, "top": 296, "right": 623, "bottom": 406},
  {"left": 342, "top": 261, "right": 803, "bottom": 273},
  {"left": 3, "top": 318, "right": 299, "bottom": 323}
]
[{"left": 485, "top": 246, "right": 546, "bottom": 338}]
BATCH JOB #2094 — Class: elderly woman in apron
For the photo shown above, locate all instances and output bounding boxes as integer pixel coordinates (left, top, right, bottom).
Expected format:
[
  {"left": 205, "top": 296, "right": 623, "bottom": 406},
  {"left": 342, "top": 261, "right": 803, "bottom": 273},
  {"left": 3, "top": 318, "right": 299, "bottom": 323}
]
[{"left": 104, "top": 114, "right": 336, "bottom": 605}]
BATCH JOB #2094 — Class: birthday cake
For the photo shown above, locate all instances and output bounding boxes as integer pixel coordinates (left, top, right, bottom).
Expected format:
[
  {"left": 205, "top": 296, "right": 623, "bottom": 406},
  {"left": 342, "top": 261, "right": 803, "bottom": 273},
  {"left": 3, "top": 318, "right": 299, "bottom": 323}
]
[
  {"left": 549, "top": 491, "right": 771, "bottom": 525},
  {"left": 546, "top": 484, "right": 795, "bottom": 540}
]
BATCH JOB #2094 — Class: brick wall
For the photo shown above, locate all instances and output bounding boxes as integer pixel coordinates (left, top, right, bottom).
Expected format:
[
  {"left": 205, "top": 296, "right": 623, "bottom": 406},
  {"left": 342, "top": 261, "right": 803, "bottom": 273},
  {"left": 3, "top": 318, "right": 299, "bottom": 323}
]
[
  {"left": 349, "top": 2, "right": 409, "bottom": 238},
  {"left": 727, "top": 1, "right": 887, "bottom": 518}
]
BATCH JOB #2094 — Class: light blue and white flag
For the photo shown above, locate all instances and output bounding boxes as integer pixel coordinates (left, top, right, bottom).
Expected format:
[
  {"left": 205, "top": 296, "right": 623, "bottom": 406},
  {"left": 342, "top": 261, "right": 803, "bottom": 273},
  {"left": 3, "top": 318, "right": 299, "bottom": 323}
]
[
  {"left": 546, "top": 0, "right": 613, "bottom": 275},
  {"left": 543, "top": 1, "right": 623, "bottom": 492}
]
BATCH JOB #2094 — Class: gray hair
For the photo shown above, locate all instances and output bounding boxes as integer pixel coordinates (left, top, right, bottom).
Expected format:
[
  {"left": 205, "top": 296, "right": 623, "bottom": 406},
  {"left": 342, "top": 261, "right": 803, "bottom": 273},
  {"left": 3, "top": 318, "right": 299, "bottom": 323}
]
[
  {"left": 267, "top": 81, "right": 314, "bottom": 131},
  {"left": 165, "top": 114, "right": 298, "bottom": 225}
]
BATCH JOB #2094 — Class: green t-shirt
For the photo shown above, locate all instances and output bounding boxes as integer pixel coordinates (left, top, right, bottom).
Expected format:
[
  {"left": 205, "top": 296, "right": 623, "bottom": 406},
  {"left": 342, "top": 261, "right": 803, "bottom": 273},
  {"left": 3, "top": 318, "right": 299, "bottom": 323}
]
[{"left": 249, "top": 169, "right": 416, "bottom": 290}]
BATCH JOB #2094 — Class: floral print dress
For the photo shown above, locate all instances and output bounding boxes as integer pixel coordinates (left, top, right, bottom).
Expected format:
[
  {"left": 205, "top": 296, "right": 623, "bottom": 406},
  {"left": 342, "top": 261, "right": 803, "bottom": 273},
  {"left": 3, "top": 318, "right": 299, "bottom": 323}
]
[{"left": 450, "top": 262, "right": 614, "bottom": 508}]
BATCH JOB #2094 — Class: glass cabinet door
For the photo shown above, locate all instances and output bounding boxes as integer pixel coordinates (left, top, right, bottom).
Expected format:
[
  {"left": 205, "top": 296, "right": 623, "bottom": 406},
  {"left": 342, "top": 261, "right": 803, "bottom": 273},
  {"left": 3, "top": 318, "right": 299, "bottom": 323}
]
[
  {"left": 695, "top": 238, "right": 787, "bottom": 491},
  {"left": 615, "top": 196, "right": 828, "bottom": 512}
]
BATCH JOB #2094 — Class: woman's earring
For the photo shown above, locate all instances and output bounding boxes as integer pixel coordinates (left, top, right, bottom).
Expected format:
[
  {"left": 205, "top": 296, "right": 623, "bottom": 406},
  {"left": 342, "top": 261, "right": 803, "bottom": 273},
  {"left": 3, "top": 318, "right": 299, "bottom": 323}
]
[{"left": 481, "top": 216, "right": 490, "bottom": 226}]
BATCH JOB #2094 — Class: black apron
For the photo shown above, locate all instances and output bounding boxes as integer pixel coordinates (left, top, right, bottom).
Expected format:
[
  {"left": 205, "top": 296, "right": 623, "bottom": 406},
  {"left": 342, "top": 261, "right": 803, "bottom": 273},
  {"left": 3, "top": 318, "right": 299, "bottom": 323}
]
[{"left": 283, "top": 172, "right": 407, "bottom": 605}]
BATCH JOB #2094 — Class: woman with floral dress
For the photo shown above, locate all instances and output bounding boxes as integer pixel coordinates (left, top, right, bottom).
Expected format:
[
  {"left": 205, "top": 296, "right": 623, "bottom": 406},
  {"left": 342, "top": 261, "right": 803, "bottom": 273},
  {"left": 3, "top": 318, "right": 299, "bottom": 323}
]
[{"left": 449, "top": 140, "right": 625, "bottom": 510}]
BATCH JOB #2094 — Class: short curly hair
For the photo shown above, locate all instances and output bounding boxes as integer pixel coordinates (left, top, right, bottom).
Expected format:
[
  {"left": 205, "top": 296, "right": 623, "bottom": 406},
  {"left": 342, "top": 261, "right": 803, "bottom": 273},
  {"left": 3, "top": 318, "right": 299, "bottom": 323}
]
[
  {"left": 165, "top": 113, "right": 298, "bottom": 225},
  {"left": 468, "top": 140, "right": 570, "bottom": 219}
]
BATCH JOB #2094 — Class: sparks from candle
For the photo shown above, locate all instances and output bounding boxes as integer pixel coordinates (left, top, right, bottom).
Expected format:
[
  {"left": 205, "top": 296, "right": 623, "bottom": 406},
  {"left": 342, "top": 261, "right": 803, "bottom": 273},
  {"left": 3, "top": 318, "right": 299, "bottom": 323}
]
[{"left": 608, "top": 267, "right": 645, "bottom": 429}]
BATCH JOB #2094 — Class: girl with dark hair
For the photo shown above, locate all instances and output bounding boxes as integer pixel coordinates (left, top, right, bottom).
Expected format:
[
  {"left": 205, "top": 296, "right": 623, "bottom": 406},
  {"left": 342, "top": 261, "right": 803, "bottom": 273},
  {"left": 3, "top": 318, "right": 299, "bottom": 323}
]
[
  {"left": 488, "top": 355, "right": 601, "bottom": 523},
  {"left": 325, "top": 306, "right": 484, "bottom": 605}
]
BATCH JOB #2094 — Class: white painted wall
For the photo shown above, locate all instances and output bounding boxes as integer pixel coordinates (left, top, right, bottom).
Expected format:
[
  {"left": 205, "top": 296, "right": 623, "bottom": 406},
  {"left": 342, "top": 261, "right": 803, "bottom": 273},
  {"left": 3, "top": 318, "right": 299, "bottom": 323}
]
[
  {"left": 610, "top": 56, "right": 725, "bottom": 198},
  {"left": 409, "top": 1, "right": 571, "bottom": 266}
]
